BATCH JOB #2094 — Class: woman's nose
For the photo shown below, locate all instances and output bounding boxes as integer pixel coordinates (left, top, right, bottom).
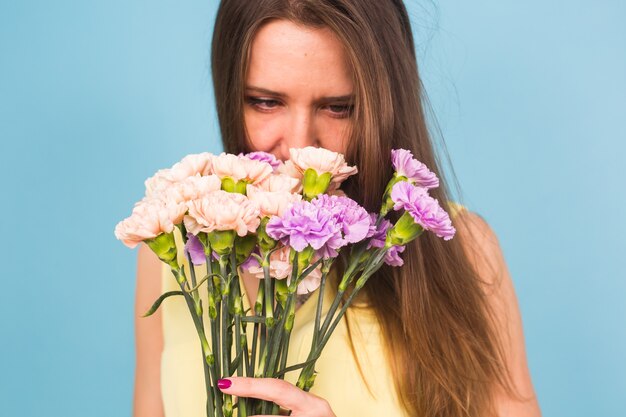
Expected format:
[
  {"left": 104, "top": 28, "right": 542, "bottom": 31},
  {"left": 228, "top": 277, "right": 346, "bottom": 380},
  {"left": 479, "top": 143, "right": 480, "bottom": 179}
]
[{"left": 280, "top": 110, "right": 318, "bottom": 155}]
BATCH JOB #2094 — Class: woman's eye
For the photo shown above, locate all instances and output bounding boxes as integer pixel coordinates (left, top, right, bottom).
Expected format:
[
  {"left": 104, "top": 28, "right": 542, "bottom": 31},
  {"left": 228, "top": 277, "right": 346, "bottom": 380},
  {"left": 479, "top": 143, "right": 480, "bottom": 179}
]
[
  {"left": 245, "top": 96, "right": 281, "bottom": 110},
  {"left": 326, "top": 104, "right": 354, "bottom": 118}
]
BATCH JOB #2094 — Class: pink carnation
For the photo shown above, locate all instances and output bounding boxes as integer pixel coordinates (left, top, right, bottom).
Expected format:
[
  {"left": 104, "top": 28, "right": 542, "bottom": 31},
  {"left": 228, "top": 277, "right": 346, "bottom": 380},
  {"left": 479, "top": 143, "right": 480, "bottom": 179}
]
[
  {"left": 281, "top": 146, "right": 357, "bottom": 187},
  {"left": 246, "top": 184, "right": 302, "bottom": 218},
  {"left": 391, "top": 148, "right": 439, "bottom": 189},
  {"left": 257, "top": 173, "right": 301, "bottom": 193},
  {"left": 183, "top": 190, "right": 260, "bottom": 237},
  {"left": 163, "top": 174, "right": 222, "bottom": 204},
  {"left": 114, "top": 198, "right": 186, "bottom": 249},
  {"left": 144, "top": 152, "right": 214, "bottom": 197},
  {"left": 390, "top": 182, "right": 456, "bottom": 240},
  {"left": 211, "top": 153, "right": 273, "bottom": 184}
]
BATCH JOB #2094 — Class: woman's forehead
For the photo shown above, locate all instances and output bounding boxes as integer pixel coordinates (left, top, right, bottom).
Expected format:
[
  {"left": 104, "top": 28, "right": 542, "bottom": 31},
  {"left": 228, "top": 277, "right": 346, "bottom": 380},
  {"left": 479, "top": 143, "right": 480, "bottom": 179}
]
[{"left": 246, "top": 20, "right": 353, "bottom": 99}]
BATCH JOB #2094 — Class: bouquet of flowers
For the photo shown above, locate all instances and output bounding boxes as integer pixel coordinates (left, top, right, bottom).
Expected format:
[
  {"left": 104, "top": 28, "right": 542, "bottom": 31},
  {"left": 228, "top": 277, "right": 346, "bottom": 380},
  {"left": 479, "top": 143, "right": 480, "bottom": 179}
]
[{"left": 115, "top": 146, "right": 456, "bottom": 417}]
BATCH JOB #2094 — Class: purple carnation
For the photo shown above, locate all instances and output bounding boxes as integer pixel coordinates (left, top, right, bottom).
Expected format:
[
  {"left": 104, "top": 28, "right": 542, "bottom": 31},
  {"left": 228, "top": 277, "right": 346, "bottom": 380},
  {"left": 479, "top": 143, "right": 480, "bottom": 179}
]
[
  {"left": 265, "top": 200, "right": 344, "bottom": 257},
  {"left": 390, "top": 182, "right": 456, "bottom": 241},
  {"left": 240, "top": 151, "right": 281, "bottom": 170},
  {"left": 365, "top": 213, "right": 405, "bottom": 266},
  {"left": 185, "top": 233, "right": 206, "bottom": 265},
  {"left": 391, "top": 149, "right": 439, "bottom": 189},
  {"left": 311, "top": 194, "right": 371, "bottom": 244}
]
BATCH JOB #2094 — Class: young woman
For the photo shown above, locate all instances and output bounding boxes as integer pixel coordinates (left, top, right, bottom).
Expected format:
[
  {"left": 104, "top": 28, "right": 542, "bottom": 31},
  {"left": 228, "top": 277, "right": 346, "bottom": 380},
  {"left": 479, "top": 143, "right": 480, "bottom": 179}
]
[{"left": 134, "top": 1, "right": 542, "bottom": 416}]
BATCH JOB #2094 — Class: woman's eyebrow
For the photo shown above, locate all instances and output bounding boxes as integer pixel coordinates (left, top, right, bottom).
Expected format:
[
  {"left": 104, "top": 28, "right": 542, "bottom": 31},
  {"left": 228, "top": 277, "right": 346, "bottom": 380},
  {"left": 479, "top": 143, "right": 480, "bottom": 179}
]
[{"left": 245, "top": 85, "right": 354, "bottom": 102}]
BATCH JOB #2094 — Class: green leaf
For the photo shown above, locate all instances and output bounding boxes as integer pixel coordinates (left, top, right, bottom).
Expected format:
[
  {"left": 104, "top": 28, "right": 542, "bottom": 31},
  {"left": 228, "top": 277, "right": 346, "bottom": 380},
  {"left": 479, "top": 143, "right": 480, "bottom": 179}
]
[{"left": 141, "top": 290, "right": 184, "bottom": 317}]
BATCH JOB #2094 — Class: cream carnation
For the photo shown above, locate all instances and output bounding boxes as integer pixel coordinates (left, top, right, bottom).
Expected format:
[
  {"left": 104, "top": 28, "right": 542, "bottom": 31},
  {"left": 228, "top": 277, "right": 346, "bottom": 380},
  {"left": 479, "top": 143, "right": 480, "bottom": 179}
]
[
  {"left": 246, "top": 184, "right": 302, "bottom": 218},
  {"left": 257, "top": 173, "right": 302, "bottom": 193},
  {"left": 183, "top": 190, "right": 261, "bottom": 236},
  {"left": 114, "top": 198, "right": 186, "bottom": 248},
  {"left": 144, "top": 152, "right": 214, "bottom": 197},
  {"left": 282, "top": 146, "right": 358, "bottom": 186},
  {"left": 211, "top": 153, "right": 273, "bottom": 184},
  {"left": 173, "top": 152, "right": 213, "bottom": 177},
  {"left": 164, "top": 174, "right": 222, "bottom": 204}
]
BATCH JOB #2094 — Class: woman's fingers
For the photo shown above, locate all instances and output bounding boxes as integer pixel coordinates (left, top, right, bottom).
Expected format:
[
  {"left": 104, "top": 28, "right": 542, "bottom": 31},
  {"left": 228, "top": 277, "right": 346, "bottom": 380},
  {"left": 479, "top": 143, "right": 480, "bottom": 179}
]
[{"left": 217, "top": 376, "right": 335, "bottom": 416}]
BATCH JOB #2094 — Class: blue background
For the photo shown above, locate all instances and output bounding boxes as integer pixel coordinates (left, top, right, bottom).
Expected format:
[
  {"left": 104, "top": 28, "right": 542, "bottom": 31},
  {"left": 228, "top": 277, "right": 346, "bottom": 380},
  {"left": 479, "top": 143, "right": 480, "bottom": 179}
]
[{"left": 1, "top": 1, "right": 624, "bottom": 416}]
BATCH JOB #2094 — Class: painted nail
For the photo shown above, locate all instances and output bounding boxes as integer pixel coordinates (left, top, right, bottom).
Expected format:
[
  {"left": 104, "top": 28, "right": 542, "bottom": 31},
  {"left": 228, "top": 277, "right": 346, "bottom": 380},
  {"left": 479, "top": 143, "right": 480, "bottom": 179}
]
[{"left": 217, "top": 379, "right": 232, "bottom": 390}]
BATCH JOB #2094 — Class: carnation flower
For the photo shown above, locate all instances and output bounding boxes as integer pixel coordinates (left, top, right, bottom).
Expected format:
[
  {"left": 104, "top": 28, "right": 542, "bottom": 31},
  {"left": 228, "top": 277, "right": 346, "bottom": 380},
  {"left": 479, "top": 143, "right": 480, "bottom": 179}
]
[
  {"left": 246, "top": 184, "right": 302, "bottom": 218},
  {"left": 240, "top": 151, "right": 282, "bottom": 170},
  {"left": 266, "top": 194, "right": 370, "bottom": 259},
  {"left": 265, "top": 199, "right": 344, "bottom": 257},
  {"left": 114, "top": 198, "right": 186, "bottom": 249},
  {"left": 296, "top": 269, "right": 323, "bottom": 295},
  {"left": 257, "top": 173, "right": 301, "bottom": 193},
  {"left": 174, "top": 152, "right": 214, "bottom": 177},
  {"left": 163, "top": 174, "right": 222, "bottom": 204},
  {"left": 144, "top": 152, "right": 214, "bottom": 197},
  {"left": 365, "top": 213, "right": 406, "bottom": 266},
  {"left": 391, "top": 148, "right": 439, "bottom": 189},
  {"left": 283, "top": 146, "right": 358, "bottom": 188},
  {"left": 390, "top": 181, "right": 456, "bottom": 240},
  {"left": 211, "top": 153, "right": 273, "bottom": 184},
  {"left": 183, "top": 190, "right": 261, "bottom": 237},
  {"left": 310, "top": 194, "right": 371, "bottom": 245}
]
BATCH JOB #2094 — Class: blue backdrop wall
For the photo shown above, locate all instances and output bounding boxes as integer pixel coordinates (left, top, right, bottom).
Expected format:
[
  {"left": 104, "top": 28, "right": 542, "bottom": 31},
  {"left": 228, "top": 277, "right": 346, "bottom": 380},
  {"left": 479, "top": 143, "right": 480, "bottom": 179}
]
[{"left": 1, "top": 1, "right": 624, "bottom": 416}]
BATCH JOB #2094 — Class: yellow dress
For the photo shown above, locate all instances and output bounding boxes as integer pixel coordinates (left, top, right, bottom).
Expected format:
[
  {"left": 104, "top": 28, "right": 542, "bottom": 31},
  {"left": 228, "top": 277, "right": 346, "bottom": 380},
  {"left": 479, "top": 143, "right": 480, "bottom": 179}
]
[{"left": 160, "top": 202, "right": 466, "bottom": 417}]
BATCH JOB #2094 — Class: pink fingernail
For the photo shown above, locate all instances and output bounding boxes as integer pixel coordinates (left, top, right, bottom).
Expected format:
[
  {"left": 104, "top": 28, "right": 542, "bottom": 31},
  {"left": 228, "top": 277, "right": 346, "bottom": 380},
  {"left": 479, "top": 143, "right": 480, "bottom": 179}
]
[{"left": 217, "top": 379, "right": 232, "bottom": 389}]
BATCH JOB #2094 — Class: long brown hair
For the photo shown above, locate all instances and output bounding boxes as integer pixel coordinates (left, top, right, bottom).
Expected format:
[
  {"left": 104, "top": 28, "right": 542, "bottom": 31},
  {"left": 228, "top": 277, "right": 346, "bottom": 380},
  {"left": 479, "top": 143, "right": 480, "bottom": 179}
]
[{"left": 211, "top": 1, "right": 523, "bottom": 415}]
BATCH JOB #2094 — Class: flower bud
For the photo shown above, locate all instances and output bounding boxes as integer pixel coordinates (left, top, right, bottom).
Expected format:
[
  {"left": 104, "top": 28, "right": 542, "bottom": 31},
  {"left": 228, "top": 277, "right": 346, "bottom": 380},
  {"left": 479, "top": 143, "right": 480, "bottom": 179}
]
[
  {"left": 275, "top": 278, "right": 289, "bottom": 306},
  {"left": 145, "top": 232, "right": 179, "bottom": 269},
  {"left": 302, "top": 168, "right": 332, "bottom": 200},
  {"left": 380, "top": 175, "right": 407, "bottom": 216},
  {"left": 235, "top": 234, "right": 257, "bottom": 264},
  {"left": 386, "top": 211, "right": 424, "bottom": 246},
  {"left": 289, "top": 246, "right": 315, "bottom": 276},
  {"left": 256, "top": 217, "right": 277, "bottom": 251},
  {"left": 194, "top": 232, "right": 212, "bottom": 256},
  {"left": 221, "top": 176, "right": 249, "bottom": 195},
  {"left": 208, "top": 230, "right": 236, "bottom": 256}
]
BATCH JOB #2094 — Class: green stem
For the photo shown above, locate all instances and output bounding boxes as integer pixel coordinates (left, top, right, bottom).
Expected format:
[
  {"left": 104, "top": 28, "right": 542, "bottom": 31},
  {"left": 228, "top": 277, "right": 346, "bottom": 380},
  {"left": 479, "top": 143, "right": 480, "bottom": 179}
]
[
  {"left": 317, "top": 280, "right": 366, "bottom": 351},
  {"left": 312, "top": 262, "right": 331, "bottom": 347},
  {"left": 258, "top": 254, "right": 275, "bottom": 378},
  {"left": 219, "top": 257, "right": 233, "bottom": 417},
  {"left": 233, "top": 290, "right": 248, "bottom": 417},
  {"left": 174, "top": 265, "right": 218, "bottom": 416},
  {"left": 296, "top": 248, "right": 387, "bottom": 392},
  {"left": 205, "top": 254, "right": 223, "bottom": 416},
  {"left": 297, "top": 269, "right": 378, "bottom": 392},
  {"left": 246, "top": 281, "right": 263, "bottom": 415},
  {"left": 249, "top": 280, "right": 263, "bottom": 376},
  {"left": 263, "top": 255, "right": 275, "bottom": 328},
  {"left": 187, "top": 255, "right": 216, "bottom": 417}
]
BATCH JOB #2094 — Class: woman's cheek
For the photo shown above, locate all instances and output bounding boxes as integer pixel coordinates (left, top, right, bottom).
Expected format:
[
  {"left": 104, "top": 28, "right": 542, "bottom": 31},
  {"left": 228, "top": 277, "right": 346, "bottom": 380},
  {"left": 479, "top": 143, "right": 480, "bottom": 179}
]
[
  {"left": 244, "top": 111, "right": 282, "bottom": 152},
  {"left": 318, "top": 119, "right": 351, "bottom": 154}
]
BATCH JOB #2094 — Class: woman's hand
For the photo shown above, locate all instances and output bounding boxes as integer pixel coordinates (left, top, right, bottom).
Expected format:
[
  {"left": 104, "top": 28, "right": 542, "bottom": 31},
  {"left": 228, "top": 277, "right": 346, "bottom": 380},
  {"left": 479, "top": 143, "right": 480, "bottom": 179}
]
[{"left": 217, "top": 377, "right": 337, "bottom": 417}]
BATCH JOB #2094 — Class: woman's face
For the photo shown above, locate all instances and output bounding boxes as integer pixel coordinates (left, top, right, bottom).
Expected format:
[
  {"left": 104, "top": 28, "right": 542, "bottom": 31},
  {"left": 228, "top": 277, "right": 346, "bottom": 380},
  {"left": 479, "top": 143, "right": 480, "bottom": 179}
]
[{"left": 243, "top": 19, "right": 354, "bottom": 161}]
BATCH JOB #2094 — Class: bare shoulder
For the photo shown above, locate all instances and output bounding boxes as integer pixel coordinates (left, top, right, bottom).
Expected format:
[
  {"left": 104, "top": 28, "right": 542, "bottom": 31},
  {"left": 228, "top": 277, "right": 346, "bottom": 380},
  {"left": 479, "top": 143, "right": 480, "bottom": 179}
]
[
  {"left": 452, "top": 208, "right": 506, "bottom": 294},
  {"left": 452, "top": 209, "right": 542, "bottom": 416}
]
